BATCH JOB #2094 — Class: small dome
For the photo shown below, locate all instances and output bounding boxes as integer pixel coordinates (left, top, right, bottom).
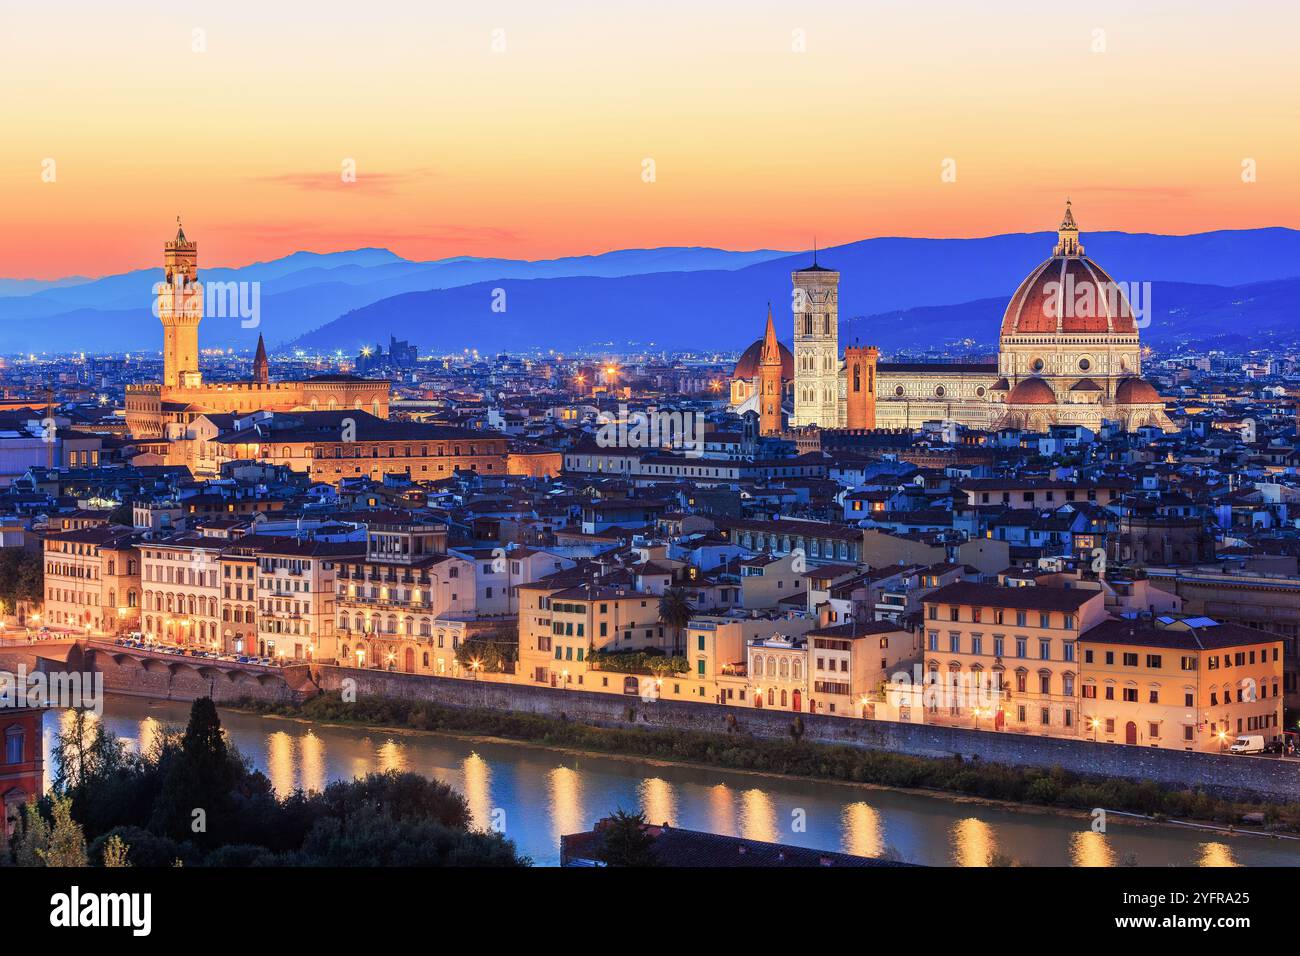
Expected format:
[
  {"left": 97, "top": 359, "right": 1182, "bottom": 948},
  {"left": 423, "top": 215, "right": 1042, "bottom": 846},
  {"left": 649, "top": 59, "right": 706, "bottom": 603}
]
[
  {"left": 1115, "top": 377, "right": 1162, "bottom": 404},
  {"left": 1070, "top": 378, "right": 1102, "bottom": 392},
  {"left": 1007, "top": 377, "right": 1057, "bottom": 405},
  {"left": 733, "top": 338, "right": 793, "bottom": 381},
  {"left": 989, "top": 377, "right": 1010, "bottom": 391}
]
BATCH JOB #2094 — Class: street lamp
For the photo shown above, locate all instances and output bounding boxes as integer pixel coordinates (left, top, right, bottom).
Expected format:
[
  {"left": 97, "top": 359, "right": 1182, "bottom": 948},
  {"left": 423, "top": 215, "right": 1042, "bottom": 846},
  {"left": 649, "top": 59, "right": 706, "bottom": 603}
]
[
  {"left": 470, "top": 657, "right": 482, "bottom": 681},
  {"left": 1089, "top": 717, "right": 1100, "bottom": 743}
]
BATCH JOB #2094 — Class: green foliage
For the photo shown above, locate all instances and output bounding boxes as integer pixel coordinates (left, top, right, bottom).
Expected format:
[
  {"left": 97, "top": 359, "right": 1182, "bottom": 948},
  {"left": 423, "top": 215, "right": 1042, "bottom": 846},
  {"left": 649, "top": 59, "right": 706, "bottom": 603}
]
[
  {"left": 454, "top": 629, "right": 517, "bottom": 672},
  {"left": 31, "top": 697, "right": 528, "bottom": 868},
  {"left": 236, "top": 691, "right": 1300, "bottom": 832},
  {"left": 149, "top": 696, "right": 240, "bottom": 844},
  {"left": 596, "top": 809, "right": 658, "bottom": 867},
  {"left": 11, "top": 802, "right": 51, "bottom": 866},
  {"left": 589, "top": 649, "right": 689, "bottom": 675},
  {"left": 43, "top": 796, "right": 88, "bottom": 867},
  {"left": 101, "top": 834, "right": 131, "bottom": 867},
  {"left": 658, "top": 587, "right": 695, "bottom": 630},
  {"left": 0, "top": 546, "right": 42, "bottom": 612}
]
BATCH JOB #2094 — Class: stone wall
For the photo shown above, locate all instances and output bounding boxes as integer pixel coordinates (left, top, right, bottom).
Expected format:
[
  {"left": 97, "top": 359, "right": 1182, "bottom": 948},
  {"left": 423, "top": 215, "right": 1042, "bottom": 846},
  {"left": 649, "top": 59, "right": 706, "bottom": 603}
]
[
  {"left": 74, "top": 645, "right": 304, "bottom": 706},
  {"left": 313, "top": 664, "right": 1300, "bottom": 803}
]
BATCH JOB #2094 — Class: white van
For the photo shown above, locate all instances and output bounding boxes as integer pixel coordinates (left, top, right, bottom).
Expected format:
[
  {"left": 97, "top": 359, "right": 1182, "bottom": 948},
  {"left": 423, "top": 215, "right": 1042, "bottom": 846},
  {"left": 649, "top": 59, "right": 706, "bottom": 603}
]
[{"left": 1229, "top": 735, "right": 1265, "bottom": 754}]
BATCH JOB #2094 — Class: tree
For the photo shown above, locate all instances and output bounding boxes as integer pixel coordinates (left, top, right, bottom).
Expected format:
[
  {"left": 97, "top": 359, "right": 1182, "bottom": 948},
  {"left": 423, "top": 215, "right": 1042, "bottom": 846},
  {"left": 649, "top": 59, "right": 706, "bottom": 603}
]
[
  {"left": 149, "top": 697, "right": 239, "bottom": 844},
  {"left": 0, "top": 547, "right": 42, "bottom": 612},
  {"left": 51, "top": 709, "right": 127, "bottom": 795},
  {"left": 12, "top": 803, "right": 50, "bottom": 866},
  {"left": 657, "top": 587, "right": 695, "bottom": 655},
  {"left": 595, "top": 809, "right": 658, "bottom": 867},
  {"left": 101, "top": 834, "right": 131, "bottom": 868},
  {"left": 42, "top": 796, "right": 88, "bottom": 867},
  {"left": 454, "top": 629, "right": 517, "bottom": 673}
]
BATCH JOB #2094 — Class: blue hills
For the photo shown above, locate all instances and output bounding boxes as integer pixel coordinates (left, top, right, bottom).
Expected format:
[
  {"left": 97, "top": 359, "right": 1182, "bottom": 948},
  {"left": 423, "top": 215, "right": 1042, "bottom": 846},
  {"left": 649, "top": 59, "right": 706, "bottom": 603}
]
[{"left": 2, "top": 230, "right": 1298, "bottom": 354}]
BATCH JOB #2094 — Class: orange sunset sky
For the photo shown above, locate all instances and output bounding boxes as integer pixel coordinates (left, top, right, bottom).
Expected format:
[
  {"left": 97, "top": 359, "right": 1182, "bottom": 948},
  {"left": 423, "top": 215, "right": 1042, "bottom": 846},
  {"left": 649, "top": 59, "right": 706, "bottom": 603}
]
[{"left": 1, "top": 0, "right": 1297, "bottom": 279}]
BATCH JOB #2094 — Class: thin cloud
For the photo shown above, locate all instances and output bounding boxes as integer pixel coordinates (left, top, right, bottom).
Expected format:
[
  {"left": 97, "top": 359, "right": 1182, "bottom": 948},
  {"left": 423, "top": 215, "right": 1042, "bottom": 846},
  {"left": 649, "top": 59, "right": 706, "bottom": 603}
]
[{"left": 251, "top": 168, "right": 436, "bottom": 194}]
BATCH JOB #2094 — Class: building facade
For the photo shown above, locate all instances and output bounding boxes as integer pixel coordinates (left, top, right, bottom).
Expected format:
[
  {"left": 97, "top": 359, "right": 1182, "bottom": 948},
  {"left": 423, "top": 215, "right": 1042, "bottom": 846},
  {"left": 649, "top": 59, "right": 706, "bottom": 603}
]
[{"left": 732, "top": 203, "right": 1175, "bottom": 435}]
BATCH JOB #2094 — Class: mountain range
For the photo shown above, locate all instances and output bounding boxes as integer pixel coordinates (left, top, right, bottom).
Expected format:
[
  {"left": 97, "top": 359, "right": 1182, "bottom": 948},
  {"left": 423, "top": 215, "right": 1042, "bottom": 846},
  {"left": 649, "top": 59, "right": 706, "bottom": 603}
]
[{"left": 1, "top": 229, "right": 1297, "bottom": 355}]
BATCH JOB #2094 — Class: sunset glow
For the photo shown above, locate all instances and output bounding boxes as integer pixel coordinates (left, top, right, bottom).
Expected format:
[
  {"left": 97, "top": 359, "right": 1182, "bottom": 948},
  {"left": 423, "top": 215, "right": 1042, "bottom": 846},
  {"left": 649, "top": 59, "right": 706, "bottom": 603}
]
[{"left": 1, "top": 0, "right": 1296, "bottom": 278}]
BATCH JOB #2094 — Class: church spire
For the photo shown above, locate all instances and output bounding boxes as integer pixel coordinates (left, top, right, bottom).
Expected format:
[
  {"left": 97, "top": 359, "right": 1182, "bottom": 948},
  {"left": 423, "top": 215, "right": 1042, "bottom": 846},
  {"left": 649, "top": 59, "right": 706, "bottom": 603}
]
[
  {"left": 759, "top": 303, "right": 781, "bottom": 366},
  {"left": 1053, "top": 198, "right": 1083, "bottom": 257},
  {"left": 253, "top": 333, "right": 269, "bottom": 384}
]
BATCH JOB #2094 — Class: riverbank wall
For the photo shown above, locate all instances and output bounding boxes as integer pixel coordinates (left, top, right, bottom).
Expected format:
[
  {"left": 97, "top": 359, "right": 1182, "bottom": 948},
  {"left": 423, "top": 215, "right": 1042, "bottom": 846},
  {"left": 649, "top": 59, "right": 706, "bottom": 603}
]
[{"left": 311, "top": 663, "right": 1300, "bottom": 803}]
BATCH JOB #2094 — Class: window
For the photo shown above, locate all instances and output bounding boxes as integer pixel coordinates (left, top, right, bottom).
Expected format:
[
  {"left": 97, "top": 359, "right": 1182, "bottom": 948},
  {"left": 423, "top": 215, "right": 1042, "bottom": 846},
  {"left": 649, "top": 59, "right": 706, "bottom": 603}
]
[
  {"left": 4, "top": 728, "right": 23, "bottom": 764},
  {"left": 1123, "top": 687, "right": 1138, "bottom": 703}
]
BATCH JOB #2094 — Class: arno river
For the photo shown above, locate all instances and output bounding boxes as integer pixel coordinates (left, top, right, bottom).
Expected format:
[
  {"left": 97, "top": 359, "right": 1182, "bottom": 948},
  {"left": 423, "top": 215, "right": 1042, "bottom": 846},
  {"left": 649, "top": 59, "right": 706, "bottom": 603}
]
[{"left": 43, "top": 695, "right": 1300, "bottom": 867}]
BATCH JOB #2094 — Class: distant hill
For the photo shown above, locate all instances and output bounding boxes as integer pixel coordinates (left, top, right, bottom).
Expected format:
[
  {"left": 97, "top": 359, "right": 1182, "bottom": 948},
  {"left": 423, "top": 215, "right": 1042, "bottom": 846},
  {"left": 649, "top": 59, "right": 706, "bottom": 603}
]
[
  {"left": 288, "top": 229, "right": 1300, "bottom": 354},
  {"left": 0, "top": 246, "right": 789, "bottom": 353},
  {"left": 4, "top": 228, "right": 1299, "bottom": 354}
]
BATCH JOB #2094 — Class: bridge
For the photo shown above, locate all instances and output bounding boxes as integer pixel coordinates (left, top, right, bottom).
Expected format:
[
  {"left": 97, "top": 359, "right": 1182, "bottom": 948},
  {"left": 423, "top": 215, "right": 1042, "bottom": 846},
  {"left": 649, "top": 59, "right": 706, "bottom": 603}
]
[{"left": 0, "top": 638, "right": 316, "bottom": 705}]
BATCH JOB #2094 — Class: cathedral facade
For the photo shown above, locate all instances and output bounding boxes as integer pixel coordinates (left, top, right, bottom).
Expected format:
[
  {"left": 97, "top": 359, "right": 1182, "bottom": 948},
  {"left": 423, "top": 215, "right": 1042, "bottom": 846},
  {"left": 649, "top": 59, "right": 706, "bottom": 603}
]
[
  {"left": 126, "top": 223, "right": 392, "bottom": 440},
  {"left": 730, "top": 203, "right": 1174, "bottom": 434}
]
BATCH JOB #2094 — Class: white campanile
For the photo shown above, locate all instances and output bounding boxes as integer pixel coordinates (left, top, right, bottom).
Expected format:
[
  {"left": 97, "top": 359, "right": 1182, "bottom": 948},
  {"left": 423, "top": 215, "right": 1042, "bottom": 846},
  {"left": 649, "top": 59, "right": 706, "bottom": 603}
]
[{"left": 790, "top": 254, "right": 841, "bottom": 428}]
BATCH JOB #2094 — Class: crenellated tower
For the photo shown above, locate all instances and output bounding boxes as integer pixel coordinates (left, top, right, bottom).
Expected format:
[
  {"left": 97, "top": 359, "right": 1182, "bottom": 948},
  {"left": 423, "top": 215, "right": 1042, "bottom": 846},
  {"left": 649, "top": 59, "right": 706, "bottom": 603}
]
[
  {"left": 158, "top": 218, "right": 203, "bottom": 389},
  {"left": 844, "top": 344, "right": 879, "bottom": 430}
]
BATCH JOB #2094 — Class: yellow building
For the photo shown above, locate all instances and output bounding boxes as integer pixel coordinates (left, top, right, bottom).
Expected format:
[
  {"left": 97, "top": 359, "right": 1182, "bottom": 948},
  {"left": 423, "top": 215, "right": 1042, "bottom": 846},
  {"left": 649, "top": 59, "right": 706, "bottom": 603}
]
[
  {"left": 517, "top": 577, "right": 674, "bottom": 690},
  {"left": 1079, "top": 617, "right": 1283, "bottom": 752},
  {"left": 921, "top": 581, "right": 1109, "bottom": 735},
  {"left": 42, "top": 527, "right": 141, "bottom": 635}
]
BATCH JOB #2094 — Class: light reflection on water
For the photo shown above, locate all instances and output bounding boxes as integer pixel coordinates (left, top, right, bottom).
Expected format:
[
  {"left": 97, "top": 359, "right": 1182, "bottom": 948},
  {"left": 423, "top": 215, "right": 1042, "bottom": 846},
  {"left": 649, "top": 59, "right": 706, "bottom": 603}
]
[{"left": 40, "top": 698, "right": 1300, "bottom": 868}]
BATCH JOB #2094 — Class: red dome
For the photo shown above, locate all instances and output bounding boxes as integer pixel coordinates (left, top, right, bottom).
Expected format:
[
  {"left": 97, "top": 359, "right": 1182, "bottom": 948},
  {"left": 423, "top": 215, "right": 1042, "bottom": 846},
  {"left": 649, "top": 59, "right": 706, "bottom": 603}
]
[
  {"left": 1001, "top": 256, "right": 1137, "bottom": 337},
  {"left": 732, "top": 338, "right": 793, "bottom": 381},
  {"left": 1007, "top": 377, "right": 1057, "bottom": 405},
  {"left": 1114, "top": 377, "right": 1162, "bottom": 404}
]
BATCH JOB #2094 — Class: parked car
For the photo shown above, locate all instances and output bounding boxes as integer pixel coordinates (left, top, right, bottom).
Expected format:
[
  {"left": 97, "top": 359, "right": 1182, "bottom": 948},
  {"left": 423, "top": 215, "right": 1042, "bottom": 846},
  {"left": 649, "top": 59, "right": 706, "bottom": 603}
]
[{"left": 1229, "top": 735, "right": 1266, "bottom": 754}]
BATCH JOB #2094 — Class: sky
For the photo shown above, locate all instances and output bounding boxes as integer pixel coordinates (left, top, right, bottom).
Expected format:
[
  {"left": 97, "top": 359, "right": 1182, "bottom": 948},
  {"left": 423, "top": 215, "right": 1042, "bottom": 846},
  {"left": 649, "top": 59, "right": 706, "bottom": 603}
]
[{"left": 0, "top": 0, "right": 1297, "bottom": 278}]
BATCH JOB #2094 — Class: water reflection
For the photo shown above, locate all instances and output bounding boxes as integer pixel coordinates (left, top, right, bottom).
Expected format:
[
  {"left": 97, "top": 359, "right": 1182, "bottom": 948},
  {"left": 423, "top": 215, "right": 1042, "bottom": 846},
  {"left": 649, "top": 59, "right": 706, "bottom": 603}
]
[
  {"left": 1069, "top": 830, "right": 1116, "bottom": 867},
  {"left": 707, "top": 784, "right": 738, "bottom": 837},
  {"left": 376, "top": 737, "right": 407, "bottom": 773},
  {"left": 1198, "top": 842, "right": 1240, "bottom": 867},
  {"left": 640, "top": 777, "right": 676, "bottom": 827},
  {"left": 739, "top": 789, "right": 778, "bottom": 843},
  {"left": 300, "top": 731, "right": 326, "bottom": 794},
  {"left": 463, "top": 752, "right": 492, "bottom": 830},
  {"left": 842, "top": 802, "right": 885, "bottom": 858},
  {"left": 952, "top": 818, "right": 996, "bottom": 867},
  {"left": 549, "top": 766, "right": 583, "bottom": 845},
  {"left": 43, "top": 699, "right": 1300, "bottom": 868},
  {"left": 267, "top": 731, "right": 295, "bottom": 795},
  {"left": 138, "top": 716, "right": 162, "bottom": 758}
]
